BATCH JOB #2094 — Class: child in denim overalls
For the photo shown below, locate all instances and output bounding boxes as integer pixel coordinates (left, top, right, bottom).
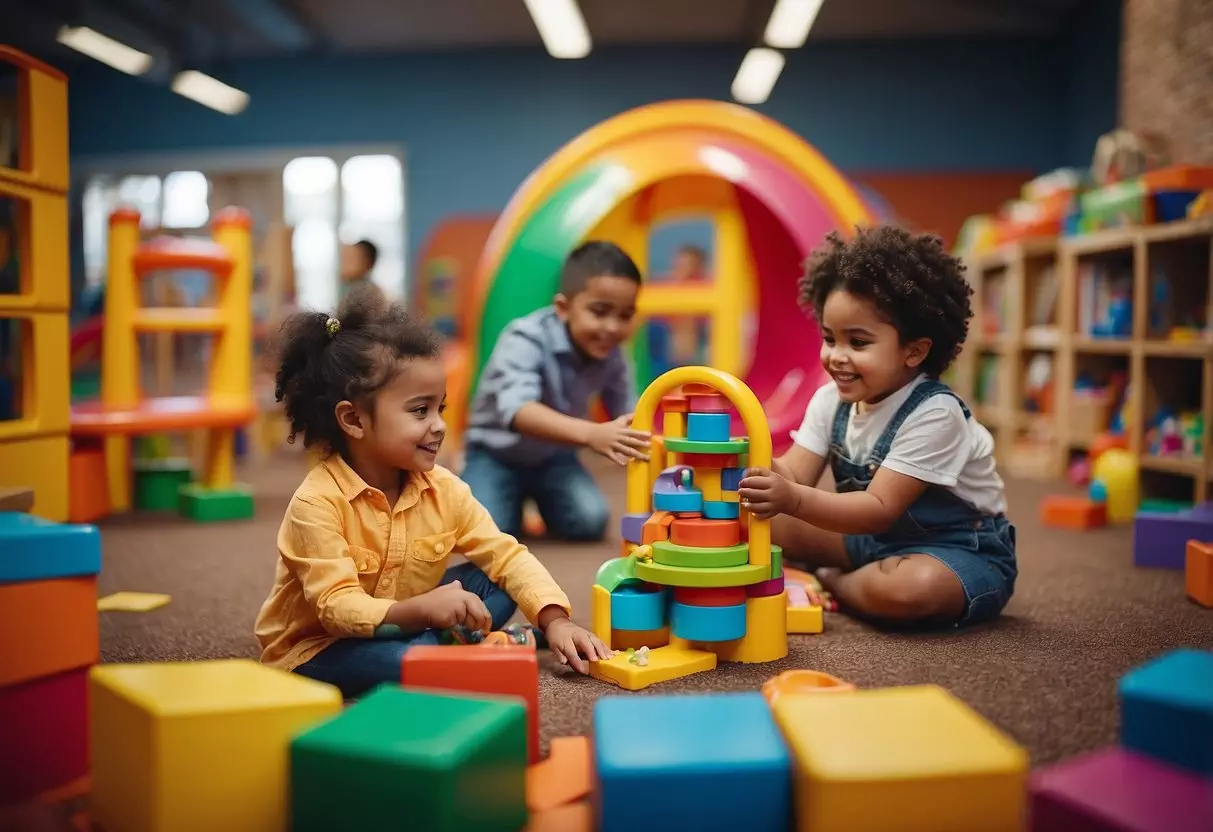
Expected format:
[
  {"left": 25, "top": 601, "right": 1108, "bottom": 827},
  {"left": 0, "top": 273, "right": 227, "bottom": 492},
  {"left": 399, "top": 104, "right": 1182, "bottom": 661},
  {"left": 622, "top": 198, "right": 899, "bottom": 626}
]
[{"left": 739, "top": 226, "right": 1016, "bottom": 627}]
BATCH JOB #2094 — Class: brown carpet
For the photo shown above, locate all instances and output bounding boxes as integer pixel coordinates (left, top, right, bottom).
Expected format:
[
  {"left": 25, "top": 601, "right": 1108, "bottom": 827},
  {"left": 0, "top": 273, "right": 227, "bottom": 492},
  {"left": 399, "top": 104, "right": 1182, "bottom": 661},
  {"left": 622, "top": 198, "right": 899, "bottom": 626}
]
[{"left": 95, "top": 447, "right": 1213, "bottom": 768}]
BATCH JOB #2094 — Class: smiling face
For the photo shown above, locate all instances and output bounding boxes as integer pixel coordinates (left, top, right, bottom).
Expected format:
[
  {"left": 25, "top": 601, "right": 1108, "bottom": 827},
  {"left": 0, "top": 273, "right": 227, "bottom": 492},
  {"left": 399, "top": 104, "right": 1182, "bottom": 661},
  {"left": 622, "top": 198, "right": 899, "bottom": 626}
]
[
  {"left": 819, "top": 289, "right": 930, "bottom": 405},
  {"left": 555, "top": 274, "right": 640, "bottom": 361},
  {"left": 338, "top": 356, "right": 448, "bottom": 474}
]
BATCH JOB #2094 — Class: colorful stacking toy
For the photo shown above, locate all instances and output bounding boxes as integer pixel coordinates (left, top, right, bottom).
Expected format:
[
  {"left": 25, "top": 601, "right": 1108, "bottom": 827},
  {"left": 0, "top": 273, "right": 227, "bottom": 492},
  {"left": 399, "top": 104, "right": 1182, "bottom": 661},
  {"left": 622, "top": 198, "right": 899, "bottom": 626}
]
[{"left": 589, "top": 368, "right": 824, "bottom": 691}]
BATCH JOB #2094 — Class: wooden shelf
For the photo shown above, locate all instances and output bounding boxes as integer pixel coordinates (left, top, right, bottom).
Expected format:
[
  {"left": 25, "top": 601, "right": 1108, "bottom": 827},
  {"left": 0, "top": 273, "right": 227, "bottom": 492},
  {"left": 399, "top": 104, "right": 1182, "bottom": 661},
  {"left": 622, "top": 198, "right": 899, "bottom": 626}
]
[{"left": 956, "top": 217, "right": 1213, "bottom": 500}]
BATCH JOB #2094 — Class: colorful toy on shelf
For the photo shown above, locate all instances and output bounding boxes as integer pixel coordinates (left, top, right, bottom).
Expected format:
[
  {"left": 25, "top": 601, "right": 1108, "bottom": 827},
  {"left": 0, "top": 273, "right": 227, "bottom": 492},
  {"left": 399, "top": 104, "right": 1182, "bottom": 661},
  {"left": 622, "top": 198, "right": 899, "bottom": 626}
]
[
  {"left": 0, "top": 48, "right": 72, "bottom": 522},
  {"left": 589, "top": 367, "right": 821, "bottom": 691},
  {"left": 69, "top": 207, "right": 258, "bottom": 523},
  {"left": 0, "top": 510, "right": 101, "bottom": 806},
  {"left": 1090, "top": 447, "right": 1139, "bottom": 524},
  {"left": 1133, "top": 502, "right": 1213, "bottom": 570}
]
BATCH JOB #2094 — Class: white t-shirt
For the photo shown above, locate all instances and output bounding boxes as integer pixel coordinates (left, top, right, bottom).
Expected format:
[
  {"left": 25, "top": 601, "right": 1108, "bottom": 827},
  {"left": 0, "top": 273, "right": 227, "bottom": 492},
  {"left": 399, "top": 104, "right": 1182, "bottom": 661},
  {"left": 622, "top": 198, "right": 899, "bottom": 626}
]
[{"left": 792, "top": 375, "right": 1007, "bottom": 516}]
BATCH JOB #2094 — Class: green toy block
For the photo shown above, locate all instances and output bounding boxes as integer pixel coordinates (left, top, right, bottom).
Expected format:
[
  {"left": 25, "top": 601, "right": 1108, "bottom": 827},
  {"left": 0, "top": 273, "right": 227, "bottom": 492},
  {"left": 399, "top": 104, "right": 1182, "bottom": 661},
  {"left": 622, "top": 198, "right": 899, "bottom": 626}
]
[
  {"left": 1139, "top": 498, "right": 1193, "bottom": 514},
  {"left": 771, "top": 544, "right": 783, "bottom": 580},
  {"left": 178, "top": 484, "right": 255, "bottom": 522},
  {"left": 636, "top": 559, "right": 769, "bottom": 588},
  {"left": 595, "top": 556, "right": 639, "bottom": 592},
  {"left": 664, "top": 436, "right": 750, "bottom": 455},
  {"left": 133, "top": 459, "right": 193, "bottom": 512},
  {"left": 290, "top": 686, "right": 528, "bottom": 832},
  {"left": 652, "top": 540, "right": 750, "bottom": 568}
]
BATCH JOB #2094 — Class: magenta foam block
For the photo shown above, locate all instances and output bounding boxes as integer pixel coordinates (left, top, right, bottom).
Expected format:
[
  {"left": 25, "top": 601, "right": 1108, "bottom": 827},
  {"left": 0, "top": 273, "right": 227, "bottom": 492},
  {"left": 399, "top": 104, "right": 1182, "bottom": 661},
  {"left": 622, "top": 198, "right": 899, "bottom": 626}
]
[
  {"left": 746, "top": 576, "right": 785, "bottom": 597},
  {"left": 1029, "top": 747, "right": 1213, "bottom": 832}
]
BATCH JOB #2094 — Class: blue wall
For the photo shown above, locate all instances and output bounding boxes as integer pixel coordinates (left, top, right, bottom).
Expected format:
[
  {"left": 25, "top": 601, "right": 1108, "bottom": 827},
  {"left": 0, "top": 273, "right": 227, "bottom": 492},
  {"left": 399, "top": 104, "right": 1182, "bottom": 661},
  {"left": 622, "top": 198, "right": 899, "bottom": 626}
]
[{"left": 59, "top": 5, "right": 1120, "bottom": 260}]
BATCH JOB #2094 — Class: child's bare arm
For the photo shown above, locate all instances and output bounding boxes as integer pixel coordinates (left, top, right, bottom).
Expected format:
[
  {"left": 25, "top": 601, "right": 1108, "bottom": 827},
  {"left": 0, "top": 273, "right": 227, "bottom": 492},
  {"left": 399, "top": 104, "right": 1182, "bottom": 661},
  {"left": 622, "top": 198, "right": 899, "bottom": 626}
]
[
  {"left": 514, "top": 403, "right": 649, "bottom": 465},
  {"left": 773, "top": 445, "right": 827, "bottom": 487},
  {"left": 739, "top": 466, "right": 928, "bottom": 535}
]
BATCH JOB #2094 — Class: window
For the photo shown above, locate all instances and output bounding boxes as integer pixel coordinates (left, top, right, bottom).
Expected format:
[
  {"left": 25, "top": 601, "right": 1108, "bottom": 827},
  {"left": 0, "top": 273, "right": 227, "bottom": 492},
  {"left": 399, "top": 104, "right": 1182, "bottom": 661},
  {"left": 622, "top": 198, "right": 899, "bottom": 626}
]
[
  {"left": 340, "top": 155, "right": 405, "bottom": 301},
  {"left": 161, "top": 171, "right": 209, "bottom": 229},
  {"left": 283, "top": 157, "right": 339, "bottom": 311}
]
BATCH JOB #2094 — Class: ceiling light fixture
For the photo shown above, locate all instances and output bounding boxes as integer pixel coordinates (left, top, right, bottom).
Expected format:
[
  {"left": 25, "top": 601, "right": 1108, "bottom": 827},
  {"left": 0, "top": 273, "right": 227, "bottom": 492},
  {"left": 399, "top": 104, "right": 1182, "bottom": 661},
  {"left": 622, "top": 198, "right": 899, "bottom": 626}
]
[
  {"left": 523, "top": 0, "right": 592, "bottom": 59},
  {"left": 56, "top": 25, "right": 153, "bottom": 75},
  {"left": 764, "top": 0, "right": 826, "bottom": 49},
  {"left": 171, "top": 70, "right": 250, "bottom": 115},
  {"left": 731, "top": 48, "right": 785, "bottom": 105}
]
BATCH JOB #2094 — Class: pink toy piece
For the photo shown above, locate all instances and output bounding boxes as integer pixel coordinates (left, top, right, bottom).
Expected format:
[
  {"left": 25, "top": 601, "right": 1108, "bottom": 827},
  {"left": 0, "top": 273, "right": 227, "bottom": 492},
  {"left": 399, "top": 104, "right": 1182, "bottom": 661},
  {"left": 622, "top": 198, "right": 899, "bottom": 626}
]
[
  {"left": 688, "top": 394, "right": 731, "bottom": 413},
  {"left": 1067, "top": 457, "right": 1091, "bottom": 488},
  {"left": 786, "top": 584, "right": 810, "bottom": 608},
  {"left": 746, "top": 576, "right": 785, "bottom": 597},
  {"left": 620, "top": 513, "right": 650, "bottom": 544},
  {"left": 1029, "top": 747, "right": 1213, "bottom": 831}
]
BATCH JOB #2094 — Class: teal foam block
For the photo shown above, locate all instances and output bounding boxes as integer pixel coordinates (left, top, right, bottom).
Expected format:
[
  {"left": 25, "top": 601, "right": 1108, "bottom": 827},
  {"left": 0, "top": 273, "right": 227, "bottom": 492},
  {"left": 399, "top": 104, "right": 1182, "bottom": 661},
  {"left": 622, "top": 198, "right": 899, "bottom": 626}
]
[
  {"left": 610, "top": 584, "right": 667, "bottom": 631},
  {"left": 671, "top": 601, "right": 747, "bottom": 642},
  {"left": 0, "top": 512, "right": 101, "bottom": 583},
  {"left": 1119, "top": 648, "right": 1213, "bottom": 775},
  {"left": 704, "top": 500, "right": 739, "bottom": 519}
]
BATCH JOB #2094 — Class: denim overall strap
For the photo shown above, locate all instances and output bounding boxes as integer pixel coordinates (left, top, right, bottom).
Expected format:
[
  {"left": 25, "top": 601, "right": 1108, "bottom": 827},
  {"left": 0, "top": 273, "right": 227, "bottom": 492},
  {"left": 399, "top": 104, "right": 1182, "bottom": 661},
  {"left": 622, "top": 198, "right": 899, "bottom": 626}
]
[{"left": 867, "top": 380, "right": 970, "bottom": 467}]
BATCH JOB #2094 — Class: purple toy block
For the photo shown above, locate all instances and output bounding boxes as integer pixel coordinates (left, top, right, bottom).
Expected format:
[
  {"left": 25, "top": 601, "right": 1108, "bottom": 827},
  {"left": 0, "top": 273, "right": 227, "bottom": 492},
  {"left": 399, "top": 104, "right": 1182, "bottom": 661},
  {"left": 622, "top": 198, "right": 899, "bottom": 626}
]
[
  {"left": 1029, "top": 747, "right": 1213, "bottom": 832},
  {"left": 1132, "top": 504, "right": 1213, "bottom": 570},
  {"left": 620, "top": 512, "right": 651, "bottom": 544},
  {"left": 746, "top": 576, "right": 785, "bottom": 597}
]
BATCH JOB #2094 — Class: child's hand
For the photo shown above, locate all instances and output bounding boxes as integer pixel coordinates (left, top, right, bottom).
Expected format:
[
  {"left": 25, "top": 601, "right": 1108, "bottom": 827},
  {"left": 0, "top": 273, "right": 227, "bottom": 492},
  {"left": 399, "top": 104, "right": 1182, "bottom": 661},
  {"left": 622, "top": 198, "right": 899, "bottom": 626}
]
[
  {"left": 543, "top": 616, "right": 613, "bottom": 674},
  {"left": 738, "top": 467, "right": 802, "bottom": 520},
  {"left": 587, "top": 413, "right": 651, "bottom": 466},
  {"left": 419, "top": 581, "right": 493, "bottom": 633}
]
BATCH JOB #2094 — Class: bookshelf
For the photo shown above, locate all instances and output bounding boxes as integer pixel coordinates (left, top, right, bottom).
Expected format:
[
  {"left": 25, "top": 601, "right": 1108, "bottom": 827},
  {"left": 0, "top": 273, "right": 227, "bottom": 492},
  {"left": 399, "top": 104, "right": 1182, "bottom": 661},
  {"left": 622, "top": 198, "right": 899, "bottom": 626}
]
[{"left": 958, "top": 217, "right": 1213, "bottom": 502}]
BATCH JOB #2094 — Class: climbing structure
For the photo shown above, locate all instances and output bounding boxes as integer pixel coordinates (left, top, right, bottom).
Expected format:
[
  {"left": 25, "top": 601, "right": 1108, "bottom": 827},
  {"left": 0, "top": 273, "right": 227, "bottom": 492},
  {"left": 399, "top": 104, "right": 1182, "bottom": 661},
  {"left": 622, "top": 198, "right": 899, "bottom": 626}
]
[{"left": 589, "top": 367, "right": 823, "bottom": 691}]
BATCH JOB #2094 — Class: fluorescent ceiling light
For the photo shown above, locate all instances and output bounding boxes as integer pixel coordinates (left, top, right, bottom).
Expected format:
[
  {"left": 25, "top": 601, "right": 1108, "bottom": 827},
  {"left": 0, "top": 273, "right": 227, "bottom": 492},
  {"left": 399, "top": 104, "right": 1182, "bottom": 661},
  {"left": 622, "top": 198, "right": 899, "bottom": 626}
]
[
  {"left": 731, "top": 48, "right": 785, "bottom": 105},
  {"left": 171, "top": 70, "right": 250, "bottom": 115},
  {"left": 56, "top": 26, "right": 153, "bottom": 76},
  {"left": 523, "top": 0, "right": 591, "bottom": 59},
  {"left": 764, "top": 0, "right": 825, "bottom": 49}
]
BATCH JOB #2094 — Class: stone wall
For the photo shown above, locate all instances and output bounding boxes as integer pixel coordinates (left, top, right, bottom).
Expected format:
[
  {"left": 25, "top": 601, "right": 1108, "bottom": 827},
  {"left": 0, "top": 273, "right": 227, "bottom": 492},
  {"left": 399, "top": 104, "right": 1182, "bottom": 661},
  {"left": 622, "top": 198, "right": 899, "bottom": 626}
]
[{"left": 1121, "top": 0, "right": 1213, "bottom": 164}]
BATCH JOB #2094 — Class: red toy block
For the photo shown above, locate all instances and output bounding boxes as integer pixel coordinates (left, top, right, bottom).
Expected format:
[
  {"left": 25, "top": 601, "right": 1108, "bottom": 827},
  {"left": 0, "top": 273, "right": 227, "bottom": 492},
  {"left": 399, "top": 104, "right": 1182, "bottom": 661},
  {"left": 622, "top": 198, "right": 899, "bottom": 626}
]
[
  {"left": 0, "top": 667, "right": 89, "bottom": 805},
  {"left": 675, "top": 452, "right": 741, "bottom": 468},
  {"left": 1040, "top": 496, "right": 1107, "bottom": 530},
  {"left": 1186, "top": 540, "right": 1213, "bottom": 607},
  {"left": 401, "top": 645, "right": 540, "bottom": 762}
]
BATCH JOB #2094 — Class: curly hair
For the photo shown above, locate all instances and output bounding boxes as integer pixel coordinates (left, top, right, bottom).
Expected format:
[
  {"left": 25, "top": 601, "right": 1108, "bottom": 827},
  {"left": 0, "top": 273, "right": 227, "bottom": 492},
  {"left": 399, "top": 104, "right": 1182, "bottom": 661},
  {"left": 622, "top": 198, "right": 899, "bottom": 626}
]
[
  {"left": 798, "top": 225, "right": 974, "bottom": 379},
  {"left": 273, "top": 284, "right": 444, "bottom": 457}
]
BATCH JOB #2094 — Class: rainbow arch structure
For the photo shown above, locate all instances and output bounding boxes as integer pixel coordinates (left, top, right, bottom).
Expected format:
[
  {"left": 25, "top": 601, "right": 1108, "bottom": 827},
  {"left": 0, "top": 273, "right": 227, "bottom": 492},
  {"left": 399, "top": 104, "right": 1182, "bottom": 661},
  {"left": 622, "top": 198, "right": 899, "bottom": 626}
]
[{"left": 464, "top": 100, "right": 876, "bottom": 453}]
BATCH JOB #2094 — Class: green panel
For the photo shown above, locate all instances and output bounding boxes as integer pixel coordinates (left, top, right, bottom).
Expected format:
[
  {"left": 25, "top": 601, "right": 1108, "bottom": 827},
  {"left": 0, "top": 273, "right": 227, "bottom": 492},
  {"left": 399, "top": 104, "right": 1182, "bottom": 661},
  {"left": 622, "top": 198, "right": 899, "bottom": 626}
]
[
  {"left": 133, "top": 459, "right": 193, "bottom": 512},
  {"left": 771, "top": 544, "right": 783, "bottom": 580},
  {"left": 652, "top": 541, "right": 749, "bottom": 568},
  {"left": 291, "top": 686, "right": 528, "bottom": 832},
  {"left": 664, "top": 436, "right": 751, "bottom": 455},
  {"left": 177, "top": 484, "right": 254, "bottom": 522},
  {"left": 635, "top": 559, "right": 769, "bottom": 588},
  {"left": 594, "top": 556, "right": 639, "bottom": 592},
  {"left": 474, "top": 162, "right": 634, "bottom": 387}
]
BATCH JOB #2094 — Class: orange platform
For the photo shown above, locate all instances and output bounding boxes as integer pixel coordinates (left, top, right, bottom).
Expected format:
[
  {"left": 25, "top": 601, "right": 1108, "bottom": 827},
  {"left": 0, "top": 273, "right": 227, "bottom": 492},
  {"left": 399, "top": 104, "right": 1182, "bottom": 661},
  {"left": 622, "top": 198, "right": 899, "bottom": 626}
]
[
  {"left": 70, "top": 396, "right": 257, "bottom": 435},
  {"left": 0, "top": 577, "right": 98, "bottom": 687}
]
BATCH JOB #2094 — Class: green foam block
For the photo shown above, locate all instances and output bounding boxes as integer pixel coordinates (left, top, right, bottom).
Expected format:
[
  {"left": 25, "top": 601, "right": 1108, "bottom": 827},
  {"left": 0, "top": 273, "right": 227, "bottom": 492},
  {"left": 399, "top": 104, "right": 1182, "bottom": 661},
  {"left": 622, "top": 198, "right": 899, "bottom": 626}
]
[
  {"left": 133, "top": 459, "right": 193, "bottom": 512},
  {"left": 652, "top": 540, "right": 749, "bottom": 568},
  {"left": 664, "top": 436, "right": 751, "bottom": 455},
  {"left": 178, "top": 484, "right": 255, "bottom": 522},
  {"left": 291, "top": 686, "right": 528, "bottom": 832}
]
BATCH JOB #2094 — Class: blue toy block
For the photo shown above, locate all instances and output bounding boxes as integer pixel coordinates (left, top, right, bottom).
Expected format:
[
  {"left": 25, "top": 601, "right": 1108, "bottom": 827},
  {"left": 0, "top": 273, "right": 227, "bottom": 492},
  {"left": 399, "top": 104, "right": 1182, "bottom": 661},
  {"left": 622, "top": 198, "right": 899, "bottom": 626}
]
[
  {"left": 703, "top": 500, "right": 739, "bottom": 519},
  {"left": 671, "top": 601, "right": 747, "bottom": 642},
  {"left": 1119, "top": 648, "right": 1213, "bottom": 775},
  {"left": 0, "top": 512, "right": 102, "bottom": 584},
  {"left": 687, "top": 412, "right": 730, "bottom": 443},
  {"left": 610, "top": 585, "right": 667, "bottom": 631},
  {"left": 594, "top": 693, "right": 790, "bottom": 832},
  {"left": 654, "top": 490, "right": 703, "bottom": 513},
  {"left": 620, "top": 512, "right": 650, "bottom": 544},
  {"left": 721, "top": 467, "right": 744, "bottom": 491}
]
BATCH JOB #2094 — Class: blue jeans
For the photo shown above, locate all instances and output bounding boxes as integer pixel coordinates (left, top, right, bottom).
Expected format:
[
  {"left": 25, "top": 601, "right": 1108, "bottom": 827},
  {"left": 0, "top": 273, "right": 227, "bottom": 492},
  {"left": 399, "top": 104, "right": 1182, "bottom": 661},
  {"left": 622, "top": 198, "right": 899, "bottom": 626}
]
[
  {"left": 461, "top": 446, "right": 610, "bottom": 541},
  {"left": 293, "top": 563, "right": 517, "bottom": 699}
]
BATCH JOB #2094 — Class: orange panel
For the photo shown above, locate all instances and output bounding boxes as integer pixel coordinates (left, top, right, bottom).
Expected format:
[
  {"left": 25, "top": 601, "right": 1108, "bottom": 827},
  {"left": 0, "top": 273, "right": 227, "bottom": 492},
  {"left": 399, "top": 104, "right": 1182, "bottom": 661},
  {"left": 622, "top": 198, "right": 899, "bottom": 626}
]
[
  {"left": 400, "top": 645, "right": 540, "bottom": 763},
  {"left": 70, "top": 396, "right": 256, "bottom": 435},
  {"left": 661, "top": 394, "right": 689, "bottom": 414},
  {"left": 1040, "top": 496, "right": 1106, "bottom": 531},
  {"left": 132, "top": 238, "right": 234, "bottom": 275},
  {"left": 670, "top": 517, "right": 741, "bottom": 548},
  {"left": 68, "top": 448, "right": 109, "bottom": 523},
  {"left": 1186, "top": 541, "right": 1213, "bottom": 608},
  {"left": 641, "top": 510, "right": 675, "bottom": 544},
  {"left": 0, "top": 577, "right": 98, "bottom": 687},
  {"left": 526, "top": 736, "right": 591, "bottom": 812}
]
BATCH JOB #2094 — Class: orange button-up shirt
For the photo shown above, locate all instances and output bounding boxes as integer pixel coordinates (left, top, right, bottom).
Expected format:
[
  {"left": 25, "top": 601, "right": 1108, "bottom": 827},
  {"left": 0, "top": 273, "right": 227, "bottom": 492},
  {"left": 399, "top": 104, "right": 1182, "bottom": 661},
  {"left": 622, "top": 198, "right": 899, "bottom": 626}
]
[{"left": 255, "top": 455, "right": 572, "bottom": 671}]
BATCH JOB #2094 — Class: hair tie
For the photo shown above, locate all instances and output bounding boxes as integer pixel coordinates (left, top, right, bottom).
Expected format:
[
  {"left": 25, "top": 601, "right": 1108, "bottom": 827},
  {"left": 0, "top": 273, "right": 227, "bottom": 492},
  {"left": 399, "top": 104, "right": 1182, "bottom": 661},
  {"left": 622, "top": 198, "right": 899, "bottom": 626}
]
[{"left": 325, "top": 317, "right": 341, "bottom": 337}]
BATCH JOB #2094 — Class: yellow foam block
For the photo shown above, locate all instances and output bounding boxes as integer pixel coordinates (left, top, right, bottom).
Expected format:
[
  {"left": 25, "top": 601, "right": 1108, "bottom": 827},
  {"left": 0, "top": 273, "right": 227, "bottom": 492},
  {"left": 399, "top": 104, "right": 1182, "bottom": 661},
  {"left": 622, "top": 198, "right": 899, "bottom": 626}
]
[
  {"left": 773, "top": 684, "right": 1028, "bottom": 831},
  {"left": 590, "top": 644, "right": 716, "bottom": 691},
  {"left": 662, "top": 411, "right": 686, "bottom": 438},
  {"left": 590, "top": 584, "right": 612, "bottom": 644},
  {"left": 90, "top": 659, "right": 342, "bottom": 832},
  {"left": 709, "top": 591, "right": 789, "bottom": 664},
  {"left": 97, "top": 591, "right": 171, "bottom": 612},
  {"left": 697, "top": 467, "right": 722, "bottom": 501},
  {"left": 787, "top": 604, "right": 824, "bottom": 634}
]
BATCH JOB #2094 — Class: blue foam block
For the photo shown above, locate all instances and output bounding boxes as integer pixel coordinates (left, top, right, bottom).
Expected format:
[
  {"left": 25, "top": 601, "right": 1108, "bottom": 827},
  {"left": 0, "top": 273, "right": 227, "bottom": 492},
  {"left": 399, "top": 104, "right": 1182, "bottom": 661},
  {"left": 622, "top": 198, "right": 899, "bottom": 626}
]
[
  {"left": 686, "top": 412, "right": 730, "bottom": 443},
  {"left": 703, "top": 500, "right": 739, "bottom": 519},
  {"left": 671, "top": 601, "right": 747, "bottom": 642},
  {"left": 1119, "top": 648, "right": 1213, "bottom": 775},
  {"left": 594, "top": 693, "right": 790, "bottom": 832},
  {"left": 721, "top": 467, "right": 744, "bottom": 491},
  {"left": 610, "top": 585, "right": 667, "bottom": 631},
  {"left": 653, "top": 490, "right": 703, "bottom": 513},
  {"left": 0, "top": 512, "right": 102, "bottom": 584},
  {"left": 620, "top": 512, "right": 650, "bottom": 544}
]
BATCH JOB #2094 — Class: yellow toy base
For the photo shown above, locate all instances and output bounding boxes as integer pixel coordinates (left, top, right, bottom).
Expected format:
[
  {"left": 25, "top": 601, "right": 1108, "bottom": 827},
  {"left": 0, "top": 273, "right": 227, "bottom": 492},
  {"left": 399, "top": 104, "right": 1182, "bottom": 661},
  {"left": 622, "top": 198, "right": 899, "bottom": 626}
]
[
  {"left": 590, "top": 645, "right": 717, "bottom": 691},
  {"left": 788, "top": 604, "right": 824, "bottom": 634}
]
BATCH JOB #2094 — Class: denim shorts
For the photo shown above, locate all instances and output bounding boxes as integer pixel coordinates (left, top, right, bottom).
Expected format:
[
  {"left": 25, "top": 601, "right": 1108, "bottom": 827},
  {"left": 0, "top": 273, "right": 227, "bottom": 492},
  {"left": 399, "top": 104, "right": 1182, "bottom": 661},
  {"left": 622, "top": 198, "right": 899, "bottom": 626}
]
[{"left": 844, "top": 515, "right": 1017, "bottom": 626}]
